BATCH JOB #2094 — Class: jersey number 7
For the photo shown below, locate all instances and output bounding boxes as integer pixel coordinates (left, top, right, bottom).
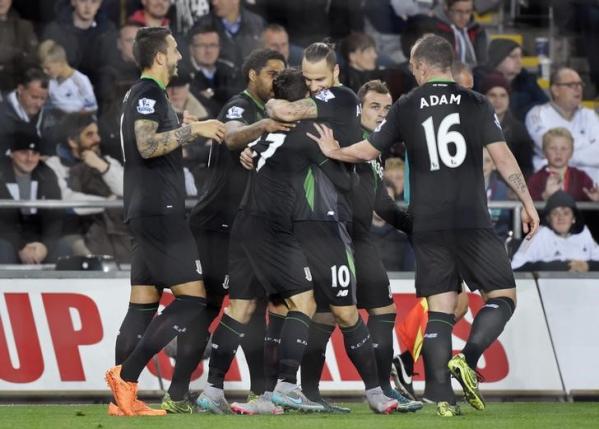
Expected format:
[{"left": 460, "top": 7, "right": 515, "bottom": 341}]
[{"left": 422, "top": 113, "right": 466, "bottom": 171}]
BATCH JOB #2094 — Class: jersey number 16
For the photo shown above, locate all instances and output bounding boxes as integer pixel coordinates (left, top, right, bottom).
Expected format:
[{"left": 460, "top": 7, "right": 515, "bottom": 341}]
[{"left": 422, "top": 113, "right": 466, "bottom": 171}]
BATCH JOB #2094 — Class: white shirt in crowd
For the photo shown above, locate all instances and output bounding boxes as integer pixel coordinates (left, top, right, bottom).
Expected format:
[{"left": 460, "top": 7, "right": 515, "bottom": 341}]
[
  {"left": 511, "top": 225, "right": 599, "bottom": 270},
  {"left": 525, "top": 103, "right": 599, "bottom": 183},
  {"left": 47, "top": 70, "right": 98, "bottom": 113}
]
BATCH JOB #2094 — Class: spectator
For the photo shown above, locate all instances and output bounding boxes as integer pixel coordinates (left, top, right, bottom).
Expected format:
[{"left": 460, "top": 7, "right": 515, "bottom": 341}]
[
  {"left": 527, "top": 128, "right": 599, "bottom": 202},
  {"left": 167, "top": 75, "right": 209, "bottom": 120},
  {"left": 42, "top": 0, "right": 117, "bottom": 85},
  {"left": 482, "top": 146, "right": 511, "bottom": 239},
  {"left": 433, "top": 0, "right": 488, "bottom": 67},
  {"left": 525, "top": 67, "right": 599, "bottom": 184},
  {"left": 383, "top": 157, "right": 404, "bottom": 201},
  {"left": 97, "top": 22, "right": 141, "bottom": 110},
  {"left": 260, "top": 23, "right": 302, "bottom": 66},
  {"left": 0, "top": 0, "right": 38, "bottom": 92},
  {"left": 192, "top": 0, "right": 265, "bottom": 69},
  {"left": 45, "top": 112, "right": 126, "bottom": 259},
  {"left": 480, "top": 71, "right": 534, "bottom": 176},
  {"left": 128, "top": 0, "right": 171, "bottom": 27},
  {"left": 0, "top": 68, "right": 49, "bottom": 154},
  {"left": 340, "top": 32, "right": 385, "bottom": 94},
  {"left": 0, "top": 131, "right": 63, "bottom": 264},
  {"left": 39, "top": 40, "right": 98, "bottom": 116},
  {"left": 511, "top": 191, "right": 599, "bottom": 271},
  {"left": 181, "top": 24, "right": 240, "bottom": 117},
  {"left": 476, "top": 38, "right": 548, "bottom": 121},
  {"left": 173, "top": 0, "right": 210, "bottom": 35},
  {"left": 371, "top": 181, "right": 414, "bottom": 271}
]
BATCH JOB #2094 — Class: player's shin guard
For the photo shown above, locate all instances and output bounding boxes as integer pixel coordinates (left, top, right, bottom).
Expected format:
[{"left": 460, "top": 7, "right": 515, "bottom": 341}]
[
  {"left": 264, "top": 312, "right": 286, "bottom": 392},
  {"left": 278, "top": 311, "right": 311, "bottom": 384},
  {"left": 115, "top": 302, "right": 158, "bottom": 365},
  {"left": 422, "top": 311, "right": 456, "bottom": 404},
  {"left": 240, "top": 300, "right": 267, "bottom": 395},
  {"left": 120, "top": 295, "right": 207, "bottom": 382},
  {"left": 367, "top": 313, "right": 397, "bottom": 391},
  {"left": 207, "top": 313, "right": 247, "bottom": 389},
  {"left": 300, "top": 321, "right": 335, "bottom": 400},
  {"left": 462, "top": 297, "right": 515, "bottom": 369},
  {"left": 341, "top": 317, "right": 379, "bottom": 390},
  {"left": 167, "top": 310, "right": 209, "bottom": 401}
]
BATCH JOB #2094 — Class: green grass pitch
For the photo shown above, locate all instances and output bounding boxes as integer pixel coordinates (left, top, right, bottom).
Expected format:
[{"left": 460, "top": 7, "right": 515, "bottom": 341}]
[{"left": 1, "top": 402, "right": 598, "bottom": 429}]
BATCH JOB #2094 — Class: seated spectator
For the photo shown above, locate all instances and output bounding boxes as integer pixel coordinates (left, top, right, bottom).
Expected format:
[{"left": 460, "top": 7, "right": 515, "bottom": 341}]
[
  {"left": 340, "top": 32, "right": 385, "bottom": 93},
  {"left": 0, "top": 131, "right": 64, "bottom": 264},
  {"left": 192, "top": 0, "right": 265, "bottom": 69},
  {"left": 383, "top": 157, "right": 404, "bottom": 201},
  {"left": 512, "top": 191, "right": 599, "bottom": 271},
  {"left": 42, "top": 0, "right": 117, "bottom": 85},
  {"left": 128, "top": 0, "right": 171, "bottom": 27},
  {"left": 527, "top": 128, "right": 599, "bottom": 202},
  {"left": 0, "top": 68, "right": 49, "bottom": 154},
  {"left": 475, "top": 38, "right": 548, "bottom": 121},
  {"left": 0, "top": 0, "right": 38, "bottom": 92},
  {"left": 97, "top": 22, "right": 141, "bottom": 111},
  {"left": 482, "top": 146, "right": 511, "bottom": 239},
  {"left": 480, "top": 71, "right": 534, "bottom": 176},
  {"left": 181, "top": 24, "right": 241, "bottom": 117},
  {"left": 525, "top": 67, "right": 599, "bottom": 184},
  {"left": 260, "top": 23, "right": 302, "bottom": 66},
  {"left": 433, "top": 0, "right": 487, "bottom": 67},
  {"left": 371, "top": 180, "right": 414, "bottom": 271},
  {"left": 45, "top": 112, "right": 128, "bottom": 261},
  {"left": 39, "top": 40, "right": 98, "bottom": 124},
  {"left": 167, "top": 75, "right": 209, "bottom": 120}
]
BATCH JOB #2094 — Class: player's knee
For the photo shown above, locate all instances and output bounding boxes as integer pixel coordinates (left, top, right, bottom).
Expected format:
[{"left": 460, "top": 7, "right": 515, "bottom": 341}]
[
  {"left": 367, "top": 303, "right": 396, "bottom": 316},
  {"left": 286, "top": 290, "right": 316, "bottom": 317},
  {"left": 331, "top": 306, "right": 359, "bottom": 328},
  {"left": 225, "top": 299, "right": 257, "bottom": 324},
  {"left": 484, "top": 288, "right": 517, "bottom": 308}
]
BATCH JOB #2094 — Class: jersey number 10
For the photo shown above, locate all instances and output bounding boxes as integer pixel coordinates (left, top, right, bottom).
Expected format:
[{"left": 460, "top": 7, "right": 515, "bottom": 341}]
[{"left": 422, "top": 113, "right": 466, "bottom": 171}]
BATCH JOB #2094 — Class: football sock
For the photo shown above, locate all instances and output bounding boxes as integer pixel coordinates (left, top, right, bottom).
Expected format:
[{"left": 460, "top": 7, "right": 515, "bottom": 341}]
[
  {"left": 367, "top": 313, "right": 397, "bottom": 391},
  {"left": 115, "top": 302, "right": 158, "bottom": 365},
  {"left": 206, "top": 313, "right": 247, "bottom": 389},
  {"left": 264, "top": 312, "right": 286, "bottom": 392},
  {"left": 240, "top": 300, "right": 266, "bottom": 395},
  {"left": 422, "top": 311, "right": 456, "bottom": 404},
  {"left": 462, "top": 297, "right": 515, "bottom": 369},
  {"left": 300, "top": 321, "right": 335, "bottom": 400},
  {"left": 120, "top": 295, "right": 207, "bottom": 383},
  {"left": 278, "top": 311, "right": 311, "bottom": 385},
  {"left": 341, "top": 317, "right": 379, "bottom": 390}
]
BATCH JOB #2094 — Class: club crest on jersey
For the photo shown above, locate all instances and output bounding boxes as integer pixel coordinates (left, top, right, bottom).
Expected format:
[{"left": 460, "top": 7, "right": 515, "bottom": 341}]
[
  {"left": 314, "top": 89, "right": 335, "bottom": 102},
  {"left": 226, "top": 106, "right": 244, "bottom": 119},
  {"left": 137, "top": 98, "right": 156, "bottom": 114}
]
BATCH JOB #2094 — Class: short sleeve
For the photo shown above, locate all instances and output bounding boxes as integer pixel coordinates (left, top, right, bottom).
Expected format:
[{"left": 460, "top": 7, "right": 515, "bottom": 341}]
[
  {"left": 130, "top": 84, "right": 165, "bottom": 124},
  {"left": 480, "top": 99, "right": 506, "bottom": 146},
  {"left": 368, "top": 100, "right": 403, "bottom": 153},
  {"left": 222, "top": 98, "right": 254, "bottom": 124},
  {"left": 311, "top": 86, "right": 359, "bottom": 123}
]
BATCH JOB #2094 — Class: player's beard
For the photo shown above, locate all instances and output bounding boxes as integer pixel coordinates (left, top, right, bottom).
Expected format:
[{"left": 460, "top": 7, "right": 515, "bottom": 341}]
[{"left": 168, "top": 62, "right": 178, "bottom": 79}]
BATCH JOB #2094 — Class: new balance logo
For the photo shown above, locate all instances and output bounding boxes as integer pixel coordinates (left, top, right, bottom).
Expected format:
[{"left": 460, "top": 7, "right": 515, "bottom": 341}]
[
  {"left": 304, "top": 267, "right": 312, "bottom": 282},
  {"left": 424, "top": 333, "right": 438, "bottom": 339},
  {"left": 173, "top": 325, "right": 187, "bottom": 333},
  {"left": 222, "top": 274, "right": 230, "bottom": 290},
  {"left": 336, "top": 289, "right": 349, "bottom": 297}
]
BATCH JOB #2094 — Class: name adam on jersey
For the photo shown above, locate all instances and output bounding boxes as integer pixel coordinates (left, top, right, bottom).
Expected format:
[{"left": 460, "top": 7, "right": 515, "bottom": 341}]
[{"left": 420, "top": 94, "right": 461, "bottom": 109}]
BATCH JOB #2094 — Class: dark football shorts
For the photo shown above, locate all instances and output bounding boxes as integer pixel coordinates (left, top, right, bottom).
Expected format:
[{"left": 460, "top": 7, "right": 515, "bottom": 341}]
[
  {"left": 294, "top": 221, "right": 357, "bottom": 311},
  {"left": 354, "top": 237, "right": 394, "bottom": 309},
  {"left": 129, "top": 213, "right": 202, "bottom": 289},
  {"left": 412, "top": 228, "right": 516, "bottom": 298},
  {"left": 228, "top": 212, "right": 313, "bottom": 300},
  {"left": 190, "top": 226, "right": 230, "bottom": 297}
]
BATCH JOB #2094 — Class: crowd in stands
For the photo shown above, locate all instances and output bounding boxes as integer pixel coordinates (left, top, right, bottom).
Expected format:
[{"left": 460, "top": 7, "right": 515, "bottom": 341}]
[{"left": 0, "top": 0, "right": 598, "bottom": 270}]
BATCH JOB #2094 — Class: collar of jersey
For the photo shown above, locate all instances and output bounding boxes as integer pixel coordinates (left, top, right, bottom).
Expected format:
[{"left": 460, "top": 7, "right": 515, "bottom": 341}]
[
  {"left": 426, "top": 78, "right": 456, "bottom": 84},
  {"left": 141, "top": 75, "right": 167, "bottom": 91},
  {"left": 243, "top": 90, "right": 265, "bottom": 112}
]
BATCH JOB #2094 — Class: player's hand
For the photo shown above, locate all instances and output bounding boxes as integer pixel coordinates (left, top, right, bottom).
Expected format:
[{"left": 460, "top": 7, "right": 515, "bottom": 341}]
[
  {"left": 182, "top": 110, "right": 199, "bottom": 125},
  {"left": 81, "top": 150, "right": 109, "bottom": 173},
  {"left": 521, "top": 203, "right": 540, "bottom": 240},
  {"left": 193, "top": 120, "right": 226, "bottom": 143},
  {"left": 18, "top": 242, "right": 47, "bottom": 264},
  {"left": 262, "top": 118, "right": 295, "bottom": 133},
  {"left": 568, "top": 260, "right": 589, "bottom": 272},
  {"left": 306, "top": 123, "right": 340, "bottom": 157},
  {"left": 583, "top": 184, "right": 599, "bottom": 202},
  {"left": 240, "top": 147, "right": 256, "bottom": 171}
]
